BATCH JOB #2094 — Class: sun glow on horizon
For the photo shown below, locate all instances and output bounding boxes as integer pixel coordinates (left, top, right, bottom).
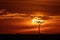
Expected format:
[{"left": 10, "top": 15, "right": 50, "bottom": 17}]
[{"left": 32, "top": 18, "right": 45, "bottom": 25}]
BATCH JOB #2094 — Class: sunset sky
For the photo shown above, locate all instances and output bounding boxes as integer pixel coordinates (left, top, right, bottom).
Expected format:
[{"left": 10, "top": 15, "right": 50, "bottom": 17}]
[
  {"left": 0, "top": 0, "right": 60, "bottom": 34},
  {"left": 0, "top": 0, "right": 60, "bottom": 15}
]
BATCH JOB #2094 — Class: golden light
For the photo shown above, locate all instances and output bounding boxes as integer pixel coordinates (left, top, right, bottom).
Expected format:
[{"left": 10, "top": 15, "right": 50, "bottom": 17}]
[
  {"left": 32, "top": 17, "right": 45, "bottom": 34},
  {"left": 32, "top": 18, "right": 44, "bottom": 25}
]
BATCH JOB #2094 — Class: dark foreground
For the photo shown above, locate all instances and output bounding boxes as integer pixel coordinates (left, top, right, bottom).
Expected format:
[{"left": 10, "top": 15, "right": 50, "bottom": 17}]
[{"left": 0, "top": 34, "right": 60, "bottom": 40}]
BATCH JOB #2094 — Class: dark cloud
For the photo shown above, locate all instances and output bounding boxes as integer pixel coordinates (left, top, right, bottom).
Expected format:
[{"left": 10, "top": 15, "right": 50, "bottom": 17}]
[{"left": 0, "top": 0, "right": 60, "bottom": 15}]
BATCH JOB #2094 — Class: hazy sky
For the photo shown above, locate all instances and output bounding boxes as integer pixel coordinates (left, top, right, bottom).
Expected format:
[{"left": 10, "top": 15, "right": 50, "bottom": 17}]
[
  {"left": 0, "top": 0, "right": 60, "bottom": 34},
  {"left": 0, "top": 0, "right": 60, "bottom": 15}
]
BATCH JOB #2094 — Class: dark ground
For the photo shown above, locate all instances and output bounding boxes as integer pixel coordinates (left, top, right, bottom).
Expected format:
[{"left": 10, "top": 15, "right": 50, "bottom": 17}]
[{"left": 0, "top": 34, "right": 60, "bottom": 40}]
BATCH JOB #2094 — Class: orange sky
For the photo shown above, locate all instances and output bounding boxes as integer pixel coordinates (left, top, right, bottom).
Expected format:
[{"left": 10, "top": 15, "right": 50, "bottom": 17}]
[
  {"left": 0, "top": 13, "right": 60, "bottom": 34},
  {"left": 0, "top": 0, "right": 60, "bottom": 34}
]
